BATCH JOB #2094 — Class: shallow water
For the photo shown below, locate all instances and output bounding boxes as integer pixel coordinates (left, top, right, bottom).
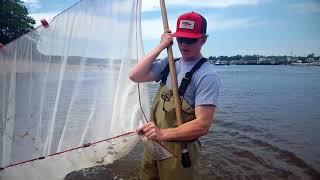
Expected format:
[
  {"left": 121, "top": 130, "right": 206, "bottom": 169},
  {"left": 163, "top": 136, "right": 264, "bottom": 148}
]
[{"left": 67, "top": 65, "right": 320, "bottom": 179}]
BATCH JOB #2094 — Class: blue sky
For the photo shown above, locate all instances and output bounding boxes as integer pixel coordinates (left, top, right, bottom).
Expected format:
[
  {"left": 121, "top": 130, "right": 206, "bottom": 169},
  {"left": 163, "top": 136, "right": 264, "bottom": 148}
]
[{"left": 23, "top": 0, "right": 320, "bottom": 57}]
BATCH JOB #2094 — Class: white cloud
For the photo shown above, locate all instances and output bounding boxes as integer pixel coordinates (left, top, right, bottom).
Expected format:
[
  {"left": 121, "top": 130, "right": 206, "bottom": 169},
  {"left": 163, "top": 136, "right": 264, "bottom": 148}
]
[
  {"left": 208, "top": 16, "right": 263, "bottom": 31},
  {"left": 141, "top": 15, "right": 263, "bottom": 40},
  {"left": 22, "top": 0, "right": 41, "bottom": 9},
  {"left": 142, "top": 0, "right": 262, "bottom": 12},
  {"left": 30, "top": 10, "right": 142, "bottom": 59},
  {"left": 141, "top": 18, "right": 175, "bottom": 40},
  {"left": 29, "top": 1, "right": 136, "bottom": 27},
  {"left": 289, "top": 2, "right": 320, "bottom": 13}
]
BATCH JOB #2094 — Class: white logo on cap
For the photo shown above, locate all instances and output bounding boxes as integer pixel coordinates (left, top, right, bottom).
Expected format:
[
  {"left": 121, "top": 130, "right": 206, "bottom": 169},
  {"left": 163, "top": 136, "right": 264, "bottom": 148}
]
[{"left": 179, "top": 20, "right": 195, "bottom": 29}]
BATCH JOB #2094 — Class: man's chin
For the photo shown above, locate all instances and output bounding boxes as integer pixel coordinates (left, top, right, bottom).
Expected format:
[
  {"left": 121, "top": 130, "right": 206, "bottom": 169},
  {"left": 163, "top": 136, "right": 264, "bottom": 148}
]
[{"left": 181, "top": 54, "right": 192, "bottom": 60}]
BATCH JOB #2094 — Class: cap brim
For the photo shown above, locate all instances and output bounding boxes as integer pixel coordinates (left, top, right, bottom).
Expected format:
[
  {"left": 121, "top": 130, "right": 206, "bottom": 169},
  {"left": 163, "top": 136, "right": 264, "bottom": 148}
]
[{"left": 172, "top": 32, "right": 203, "bottom": 38}]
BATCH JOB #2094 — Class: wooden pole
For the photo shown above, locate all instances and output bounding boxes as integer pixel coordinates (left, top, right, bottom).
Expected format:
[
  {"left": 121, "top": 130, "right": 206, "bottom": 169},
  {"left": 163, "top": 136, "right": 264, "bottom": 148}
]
[{"left": 159, "top": 0, "right": 183, "bottom": 126}]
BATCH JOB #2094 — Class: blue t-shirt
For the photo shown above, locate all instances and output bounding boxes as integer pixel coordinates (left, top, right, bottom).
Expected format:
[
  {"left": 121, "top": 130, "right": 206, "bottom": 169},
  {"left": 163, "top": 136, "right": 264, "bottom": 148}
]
[{"left": 150, "top": 57, "right": 220, "bottom": 107}]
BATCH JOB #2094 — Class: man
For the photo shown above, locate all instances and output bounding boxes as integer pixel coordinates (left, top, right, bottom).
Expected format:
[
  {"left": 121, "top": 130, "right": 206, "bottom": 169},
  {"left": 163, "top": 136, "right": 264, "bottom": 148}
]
[{"left": 129, "top": 12, "right": 219, "bottom": 180}]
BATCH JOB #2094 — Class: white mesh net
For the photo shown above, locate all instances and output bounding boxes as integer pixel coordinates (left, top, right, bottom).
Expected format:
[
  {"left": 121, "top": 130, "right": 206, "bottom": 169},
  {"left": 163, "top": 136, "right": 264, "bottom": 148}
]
[{"left": 0, "top": 0, "right": 149, "bottom": 179}]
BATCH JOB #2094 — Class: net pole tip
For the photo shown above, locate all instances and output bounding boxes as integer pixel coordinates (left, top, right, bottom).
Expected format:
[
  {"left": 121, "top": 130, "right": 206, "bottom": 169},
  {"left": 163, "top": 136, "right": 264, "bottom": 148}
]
[{"left": 40, "top": 19, "right": 49, "bottom": 28}]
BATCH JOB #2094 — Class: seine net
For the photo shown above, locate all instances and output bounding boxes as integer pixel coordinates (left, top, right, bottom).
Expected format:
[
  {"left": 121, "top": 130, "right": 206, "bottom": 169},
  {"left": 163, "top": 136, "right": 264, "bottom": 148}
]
[{"left": 0, "top": 0, "right": 150, "bottom": 179}]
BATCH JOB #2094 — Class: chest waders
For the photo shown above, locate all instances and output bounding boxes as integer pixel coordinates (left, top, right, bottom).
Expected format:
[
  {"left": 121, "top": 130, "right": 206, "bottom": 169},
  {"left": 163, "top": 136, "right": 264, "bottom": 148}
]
[{"left": 140, "top": 58, "right": 207, "bottom": 180}]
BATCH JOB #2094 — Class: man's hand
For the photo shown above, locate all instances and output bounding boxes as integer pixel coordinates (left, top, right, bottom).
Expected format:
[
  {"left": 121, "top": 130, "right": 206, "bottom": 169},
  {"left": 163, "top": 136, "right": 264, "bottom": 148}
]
[
  {"left": 137, "top": 122, "right": 164, "bottom": 141},
  {"left": 159, "top": 30, "right": 173, "bottom": 50}
]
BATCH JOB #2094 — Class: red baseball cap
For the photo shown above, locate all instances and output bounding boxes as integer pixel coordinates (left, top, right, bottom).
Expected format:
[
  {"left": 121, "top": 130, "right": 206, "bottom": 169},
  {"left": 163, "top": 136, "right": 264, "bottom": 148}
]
[{"left": 172, "top": 12, "right": 207, "bottom": 39}]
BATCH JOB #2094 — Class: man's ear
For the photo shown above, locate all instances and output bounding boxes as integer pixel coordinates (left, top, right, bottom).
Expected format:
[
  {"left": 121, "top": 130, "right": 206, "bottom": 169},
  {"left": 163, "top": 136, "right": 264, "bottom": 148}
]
[{"left": 200, "top": 37, "right": 207, "bottom": 45}]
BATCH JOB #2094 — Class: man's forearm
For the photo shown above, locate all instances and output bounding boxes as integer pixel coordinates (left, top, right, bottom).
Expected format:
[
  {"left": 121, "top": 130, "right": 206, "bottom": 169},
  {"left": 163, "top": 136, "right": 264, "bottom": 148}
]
[{"left": 161, "top": 118, "right": 211, "bottom": 142}]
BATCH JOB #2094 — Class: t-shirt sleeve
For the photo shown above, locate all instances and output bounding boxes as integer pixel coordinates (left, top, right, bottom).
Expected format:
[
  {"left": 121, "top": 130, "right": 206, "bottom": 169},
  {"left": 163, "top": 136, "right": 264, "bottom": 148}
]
[
  {"left": 150, "top": 57, "right": 168, "bottom": 82},
  {"left": 195, "top": 74, "right": 220, "bottom": 107}
]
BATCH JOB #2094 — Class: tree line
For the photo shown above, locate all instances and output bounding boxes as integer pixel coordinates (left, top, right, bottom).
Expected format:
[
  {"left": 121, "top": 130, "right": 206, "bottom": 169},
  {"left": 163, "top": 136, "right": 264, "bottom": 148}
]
[{"left": 208, "top": 54, "right": 319, "bottom": 62}]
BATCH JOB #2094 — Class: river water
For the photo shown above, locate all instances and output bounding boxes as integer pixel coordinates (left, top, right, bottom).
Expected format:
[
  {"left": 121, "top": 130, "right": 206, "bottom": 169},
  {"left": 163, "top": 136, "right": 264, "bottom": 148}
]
[
  {"left": 196, "top": 65, "right": 320, "bottom": 179},
  {"left": 65, "top": 65, "right": 320, "bottom": 180}
]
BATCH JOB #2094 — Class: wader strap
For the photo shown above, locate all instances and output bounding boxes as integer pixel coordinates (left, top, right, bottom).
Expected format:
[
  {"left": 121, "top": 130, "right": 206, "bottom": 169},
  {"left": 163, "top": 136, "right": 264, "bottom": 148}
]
[
  {"left": 160, "top": 58, "right": 180, "bottom": 86},
  {"left": 160, "top": 57, "right": 207, "bottom": 96},
  {"left": 179, "top": 57, "right": 207, "bottom": 96}
]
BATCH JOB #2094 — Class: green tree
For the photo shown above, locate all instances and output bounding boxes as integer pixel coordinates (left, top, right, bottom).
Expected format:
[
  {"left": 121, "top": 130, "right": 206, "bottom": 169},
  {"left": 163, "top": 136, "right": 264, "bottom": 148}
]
[
  {"left": 0, "top": 0, "right": 35, "bottom": 44},
  {"left": 307, "top": 53, "right": 314, "bottom": 58}
]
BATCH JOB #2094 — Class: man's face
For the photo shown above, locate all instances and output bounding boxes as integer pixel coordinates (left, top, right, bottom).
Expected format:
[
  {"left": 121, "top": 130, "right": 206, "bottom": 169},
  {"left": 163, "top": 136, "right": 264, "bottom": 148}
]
[{"left": 177, "top": 37, "right": 206, "bottom": 60}]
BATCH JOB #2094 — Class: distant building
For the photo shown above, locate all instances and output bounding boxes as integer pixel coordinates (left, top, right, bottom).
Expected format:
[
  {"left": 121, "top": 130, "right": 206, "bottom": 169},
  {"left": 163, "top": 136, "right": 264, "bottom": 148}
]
[
  {"left": 307, "top": 58, "right": 315, "bottom": 62},
  {"left": 257, "top": 57, "right": 272, "bottom": 64},
  {"left": 286, "top": 57, "right": 296, "bottom": 62}
]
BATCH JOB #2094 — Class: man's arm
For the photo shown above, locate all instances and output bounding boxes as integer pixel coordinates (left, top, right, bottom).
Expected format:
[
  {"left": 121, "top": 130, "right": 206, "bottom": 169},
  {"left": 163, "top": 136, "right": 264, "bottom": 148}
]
[
  {"left": 129, "top": 31, "right": 173, "bottom": 83},
  {"left": 138, "top": 105, "right": 215, "bottom": 141}
]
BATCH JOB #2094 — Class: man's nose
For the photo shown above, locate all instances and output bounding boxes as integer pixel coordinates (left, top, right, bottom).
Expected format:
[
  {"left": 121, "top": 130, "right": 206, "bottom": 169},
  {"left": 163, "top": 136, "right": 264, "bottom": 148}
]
[{"left": 178, "top": 42, "right": 188, "bottom": 47}]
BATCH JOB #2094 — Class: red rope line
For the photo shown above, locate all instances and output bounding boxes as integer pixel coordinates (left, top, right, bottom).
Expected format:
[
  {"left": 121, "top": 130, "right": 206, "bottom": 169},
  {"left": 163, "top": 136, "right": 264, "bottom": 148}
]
[
  {"left": 135, "top": 0, "right": 148, "bottom": 124},
  {"left": 0, "top": 131, "right": 136, "bottom": 171},
  {"left": 138, "top": 83, "right": 149, "bottom": 123}
]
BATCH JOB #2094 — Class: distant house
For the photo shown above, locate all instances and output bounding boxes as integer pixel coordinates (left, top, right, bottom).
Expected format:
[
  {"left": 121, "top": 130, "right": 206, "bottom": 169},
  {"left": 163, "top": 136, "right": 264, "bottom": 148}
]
[
  {"left": 306, "top": 58, "right": 315, "bottom": 62},
  {"left": 286, "top": 57, "right": 296, "bottom": 62},
  {"left": 257, "top": 57, "right": 272, "bottom": 64}
]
